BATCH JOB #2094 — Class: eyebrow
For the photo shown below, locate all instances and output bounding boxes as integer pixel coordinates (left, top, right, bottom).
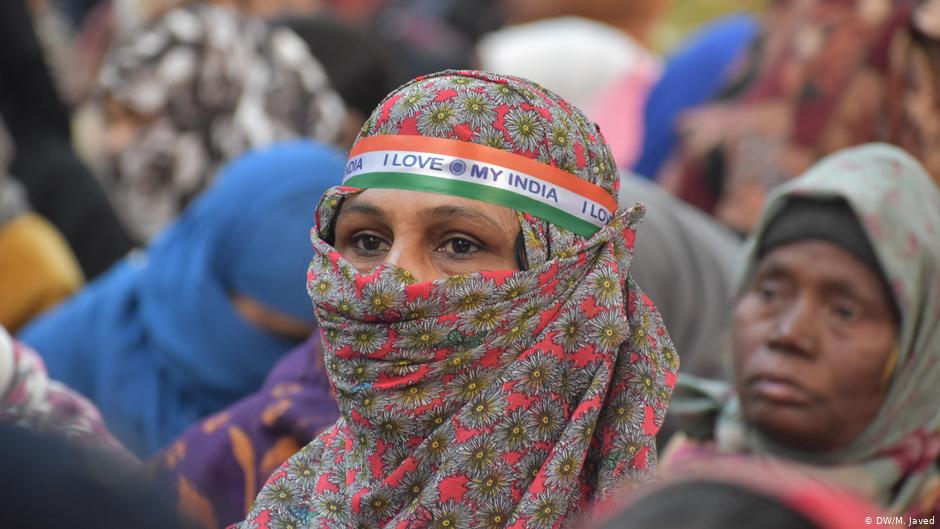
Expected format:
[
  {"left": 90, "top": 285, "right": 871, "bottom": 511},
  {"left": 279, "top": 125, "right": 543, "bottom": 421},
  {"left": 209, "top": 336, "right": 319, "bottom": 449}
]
[
  {"left": 428, "top": 204, "right": 508, "bottom": 234},
  {"left": 754, "top": 261, "right": 791, "bottom": 280},
  {"left": 819, "top": 277, "right": 870, "bottom": 303},
  {"left": 758, "top": 259, "right": 875, "bottom": 304},
  {"left": 336, "top": 201, "right": 388, "bottom": 221}
]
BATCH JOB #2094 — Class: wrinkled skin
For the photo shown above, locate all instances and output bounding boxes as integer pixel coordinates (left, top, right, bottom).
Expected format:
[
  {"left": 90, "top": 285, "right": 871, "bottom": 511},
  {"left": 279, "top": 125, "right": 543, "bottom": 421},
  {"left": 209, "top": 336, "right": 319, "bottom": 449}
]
[{"left": 733, "top": 240, "right": 899, "bottom": 452}]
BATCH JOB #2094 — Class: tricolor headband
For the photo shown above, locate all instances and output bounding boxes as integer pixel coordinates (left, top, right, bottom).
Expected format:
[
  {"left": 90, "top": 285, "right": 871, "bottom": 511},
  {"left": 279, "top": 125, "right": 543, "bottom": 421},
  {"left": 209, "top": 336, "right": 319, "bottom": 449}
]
[{"left": 343, "top": 135, "right": 619, "bottom": 237}]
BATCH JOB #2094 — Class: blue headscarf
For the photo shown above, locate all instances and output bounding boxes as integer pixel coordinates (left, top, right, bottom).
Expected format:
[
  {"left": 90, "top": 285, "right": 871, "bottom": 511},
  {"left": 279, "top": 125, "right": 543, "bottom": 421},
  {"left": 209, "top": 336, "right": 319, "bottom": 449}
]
[
  {"left": 632, "top": 14, "right": 758, "bottom": 180},
  {"left": 19, "top": 140, "right": 345, "bottom": 455}
]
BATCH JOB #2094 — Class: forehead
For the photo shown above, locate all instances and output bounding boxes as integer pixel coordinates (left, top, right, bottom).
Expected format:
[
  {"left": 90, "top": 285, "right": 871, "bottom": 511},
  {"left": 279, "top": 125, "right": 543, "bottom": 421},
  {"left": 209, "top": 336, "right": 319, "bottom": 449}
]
[
  {"left": 756, "top": 240, "right": 883, "bottom": 291},
  {"left": 341, "top": 189, "right": 519, "bottom": 224}
]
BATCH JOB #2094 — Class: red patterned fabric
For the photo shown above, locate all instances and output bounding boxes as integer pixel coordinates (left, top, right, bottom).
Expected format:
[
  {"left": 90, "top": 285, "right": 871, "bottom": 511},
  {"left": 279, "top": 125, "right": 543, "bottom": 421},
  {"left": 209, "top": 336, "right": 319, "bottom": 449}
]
[{"left": 234, "top": 71, "right": 677, "bottom": 529}]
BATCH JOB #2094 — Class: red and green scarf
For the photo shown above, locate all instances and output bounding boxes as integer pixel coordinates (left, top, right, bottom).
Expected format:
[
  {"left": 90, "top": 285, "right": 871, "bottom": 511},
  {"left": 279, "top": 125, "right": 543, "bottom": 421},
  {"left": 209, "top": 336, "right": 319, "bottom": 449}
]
[{"left": 234, "top": 70, "right": 677, "bottom": 529}]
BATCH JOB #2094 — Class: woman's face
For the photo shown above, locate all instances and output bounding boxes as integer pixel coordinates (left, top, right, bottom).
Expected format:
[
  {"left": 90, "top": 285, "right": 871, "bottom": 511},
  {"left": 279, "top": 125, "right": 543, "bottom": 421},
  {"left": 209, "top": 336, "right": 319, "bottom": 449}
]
[
  {"left": 333, "top": 189, "right": 521, "bottom": 282},
  {"left": 732, "top": 240, "right": 899, "bottom": 452}
]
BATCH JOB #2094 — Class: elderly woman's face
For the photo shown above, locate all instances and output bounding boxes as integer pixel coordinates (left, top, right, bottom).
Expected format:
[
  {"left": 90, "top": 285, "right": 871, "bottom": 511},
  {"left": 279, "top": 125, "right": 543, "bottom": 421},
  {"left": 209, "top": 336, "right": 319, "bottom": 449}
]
[
  {"left": 732, "top": 240, "right": 899, "bottom": 452},
  {"left": 333, "top": 189, "right": 521, "bottom": 282}
]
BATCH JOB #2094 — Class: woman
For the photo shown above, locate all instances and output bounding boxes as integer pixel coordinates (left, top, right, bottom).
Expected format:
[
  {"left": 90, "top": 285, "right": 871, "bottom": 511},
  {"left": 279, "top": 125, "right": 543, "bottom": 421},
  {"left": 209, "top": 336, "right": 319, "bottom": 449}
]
[
  {"left": 93, "top": 2, "right": 347, "bottom": 241},
  {"left": 145, "top": 177, "right": 732, "bottom": 529},
  {"left": 20, "top": 140, "right": 346, "bottom": 456},
  {"left": 667, "top": 144, "right": 940, "bottom": 519},
  {"left": 233, "top": 70, "right": 677, "bottom": 529}
]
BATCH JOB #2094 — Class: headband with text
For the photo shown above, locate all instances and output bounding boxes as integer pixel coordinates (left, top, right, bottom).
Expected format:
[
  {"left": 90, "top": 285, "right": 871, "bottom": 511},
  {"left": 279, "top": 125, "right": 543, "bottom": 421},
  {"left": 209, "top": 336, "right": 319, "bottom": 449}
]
[{"left": 343, "top": 135, "right": 618, "bottom": 237}]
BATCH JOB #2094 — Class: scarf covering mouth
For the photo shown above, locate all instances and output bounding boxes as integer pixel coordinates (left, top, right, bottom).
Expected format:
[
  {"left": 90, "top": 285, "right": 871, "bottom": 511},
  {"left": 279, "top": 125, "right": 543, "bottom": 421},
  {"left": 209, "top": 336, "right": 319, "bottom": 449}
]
[{"left": 235, "top": 70, "right": 678, "bottom": 529}]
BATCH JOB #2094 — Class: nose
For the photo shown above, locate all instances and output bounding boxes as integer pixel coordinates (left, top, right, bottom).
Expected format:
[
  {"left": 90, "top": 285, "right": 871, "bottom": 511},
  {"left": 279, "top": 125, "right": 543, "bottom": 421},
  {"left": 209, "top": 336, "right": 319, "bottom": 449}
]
[
  {"left": 384, "top": 237, "right": 440, "bottom": 283},
  {"left": 767, "top": 294, "right": 820, "bottom": 358}
]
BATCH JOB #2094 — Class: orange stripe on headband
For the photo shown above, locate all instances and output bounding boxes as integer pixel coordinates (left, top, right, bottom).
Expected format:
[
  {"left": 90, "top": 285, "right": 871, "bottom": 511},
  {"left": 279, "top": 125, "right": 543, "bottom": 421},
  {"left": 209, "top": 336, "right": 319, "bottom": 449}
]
[{"left": 350, "top": 135, "right": 619, "bottom": 214}]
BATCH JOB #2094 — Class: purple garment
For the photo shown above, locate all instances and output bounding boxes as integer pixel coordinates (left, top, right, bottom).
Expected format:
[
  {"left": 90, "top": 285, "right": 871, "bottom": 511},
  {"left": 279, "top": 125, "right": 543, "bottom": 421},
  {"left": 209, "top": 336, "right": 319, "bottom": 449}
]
[{"left": 151, "top": 333, "right": 338, "bottom": 528}]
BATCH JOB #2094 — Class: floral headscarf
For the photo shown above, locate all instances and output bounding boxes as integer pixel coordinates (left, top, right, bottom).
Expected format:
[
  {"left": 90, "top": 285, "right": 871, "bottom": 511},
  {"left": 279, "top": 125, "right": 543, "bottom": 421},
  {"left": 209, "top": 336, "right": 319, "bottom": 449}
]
[
  {"left": 97, "top": 3, "right": 347, "bottom": 241},
  {"left": 670, "top": 144, "right": 940, "bottom": 517},
  {"left": 235, "top": 70, "right": 677, "bottom": 529}
]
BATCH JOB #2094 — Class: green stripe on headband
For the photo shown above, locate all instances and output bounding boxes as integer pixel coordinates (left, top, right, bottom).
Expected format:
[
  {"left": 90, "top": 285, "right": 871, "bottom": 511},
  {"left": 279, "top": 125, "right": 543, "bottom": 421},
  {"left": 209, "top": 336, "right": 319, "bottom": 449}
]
[{"left": 345, "top": 172, "right": 601, "bottom": 237}]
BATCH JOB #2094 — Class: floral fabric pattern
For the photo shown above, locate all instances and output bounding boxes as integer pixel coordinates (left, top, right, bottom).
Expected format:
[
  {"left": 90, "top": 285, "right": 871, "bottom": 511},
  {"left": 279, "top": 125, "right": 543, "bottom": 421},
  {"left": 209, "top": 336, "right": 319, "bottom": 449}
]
[{"left": 234, "top": 71, "right": 678, "bottom": 529}]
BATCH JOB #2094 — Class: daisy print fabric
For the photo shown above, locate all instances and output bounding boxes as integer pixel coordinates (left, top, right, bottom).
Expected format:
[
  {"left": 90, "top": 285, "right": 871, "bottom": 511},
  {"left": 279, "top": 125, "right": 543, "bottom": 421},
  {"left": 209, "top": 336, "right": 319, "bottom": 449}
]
[{"left": 233, "top": 71, "right": 678, "bottom": 529}]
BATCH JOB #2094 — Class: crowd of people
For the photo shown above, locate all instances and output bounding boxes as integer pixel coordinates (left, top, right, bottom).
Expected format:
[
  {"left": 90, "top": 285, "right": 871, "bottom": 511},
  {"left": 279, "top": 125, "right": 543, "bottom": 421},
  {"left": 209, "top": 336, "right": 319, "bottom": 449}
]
[{"left": 1, "top": 0, "right": 938, "bottom": 528}]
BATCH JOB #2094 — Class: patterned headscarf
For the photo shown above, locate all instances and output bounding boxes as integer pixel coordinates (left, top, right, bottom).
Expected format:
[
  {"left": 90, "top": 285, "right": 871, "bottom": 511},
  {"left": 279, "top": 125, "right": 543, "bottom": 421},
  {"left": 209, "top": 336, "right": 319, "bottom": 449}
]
[
  {"left": 235, "top": 70, "right": 677, "bottom": 529},
  {"left": 97, "top": 3, "right": 347, "bottom": 241},
  {"left": 670, "top": 144, "right": 940, "bottom": 517}
]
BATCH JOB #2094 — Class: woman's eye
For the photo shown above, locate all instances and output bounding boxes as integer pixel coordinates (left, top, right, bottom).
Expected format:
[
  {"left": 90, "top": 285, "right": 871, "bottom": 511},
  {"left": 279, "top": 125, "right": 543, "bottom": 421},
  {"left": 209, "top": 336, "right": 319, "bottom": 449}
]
[
  {"left": 756, "top": 282, "right": 778, "bottom": 302},
  {"left": 831, "top": 302, "right": 859, "bottom": 322},
  {"left": 753, "top": 276, "right": 792, "bottom": 305},
  {"left": 439, "top": 237, "right": 481, "bottom": 256},
  {"left": 352, "top": 234, "right": 389, "bottom": 253}
]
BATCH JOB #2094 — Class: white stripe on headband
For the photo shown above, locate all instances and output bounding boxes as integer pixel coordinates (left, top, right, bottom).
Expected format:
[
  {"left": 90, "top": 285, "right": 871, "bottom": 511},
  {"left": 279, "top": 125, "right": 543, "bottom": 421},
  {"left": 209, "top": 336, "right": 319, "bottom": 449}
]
[{"left": 343, "top": 136, "right": 618, "bottom": 237}]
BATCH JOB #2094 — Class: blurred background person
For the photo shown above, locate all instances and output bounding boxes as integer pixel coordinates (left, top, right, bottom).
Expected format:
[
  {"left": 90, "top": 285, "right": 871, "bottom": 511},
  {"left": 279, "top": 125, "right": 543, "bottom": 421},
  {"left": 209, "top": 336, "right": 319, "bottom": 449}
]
[
  {"left": 660, "top": 0, "right": 940, "bottom": 234},
  {"left": 87, "top": 1, "right": 346, "bottom": 241},
  {"left": 152, "top": 334, "right": 338, "bottom": 528},
  {"left": 619, "top": 175, "right": 741, "bottom": 447},
  {"left": 278, "top": 13, "right": 394, "bottom": 144},
  {"left": 621, "top": 176, "right": 740, "bottom": 382},
  {"left": 667, "top": 144, "right": 940, "bottom": 521},
  {"left": 478, "top": 0, "right": 671, "bottom": 171},
  {"left": 631, "top": 13, "right": 759, "bottom": 181},
  {"left": 146, "top": 18, "right": 394, "bottom": 525},
  {"left": 19, "top": 140, "right": 346, "bottom": 456},
  {"left": 1, "top": 0, "right": 135, "bottom": 280},
  {"left": 0, "top": 325, "right": 130, "bottom": 459}
]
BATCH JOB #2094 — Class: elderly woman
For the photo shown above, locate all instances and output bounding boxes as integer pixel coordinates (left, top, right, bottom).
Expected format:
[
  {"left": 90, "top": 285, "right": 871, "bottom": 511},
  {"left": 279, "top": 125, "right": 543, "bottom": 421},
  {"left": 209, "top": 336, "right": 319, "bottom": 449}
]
[
  {"left": 231, "top": 70, "right": 677, "bottom": 529},
  {"left": 667, "top": 144, "right": 940, "bottom": 519}
]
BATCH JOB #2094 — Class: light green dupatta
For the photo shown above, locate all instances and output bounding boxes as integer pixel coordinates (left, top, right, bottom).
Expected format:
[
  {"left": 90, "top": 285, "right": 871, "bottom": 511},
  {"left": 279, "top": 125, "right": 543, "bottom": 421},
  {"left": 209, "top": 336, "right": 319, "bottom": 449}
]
[{"left": 668, "top": 143, "right": 940, "bottom": 515}]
